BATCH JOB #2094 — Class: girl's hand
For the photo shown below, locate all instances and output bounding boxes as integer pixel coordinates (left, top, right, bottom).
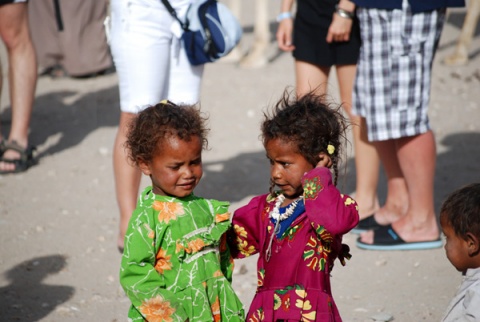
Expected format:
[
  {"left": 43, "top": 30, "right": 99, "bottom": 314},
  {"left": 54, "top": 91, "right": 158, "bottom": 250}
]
[
  {"left": 316, "top": 153, "right": 332, "bottom": 168},
  {"left": 326, "top": 12, "right": 353, "bottom": 43},
  {"left": 276, "top": 18, "right": 295, "bottom": 52}
]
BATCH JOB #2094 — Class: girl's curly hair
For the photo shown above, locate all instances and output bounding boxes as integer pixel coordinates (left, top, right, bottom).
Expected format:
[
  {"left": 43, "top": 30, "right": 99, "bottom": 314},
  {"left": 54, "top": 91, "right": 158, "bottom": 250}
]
[
  {"left": 125, "top": 101, "right": 209, "bottom": 165},
  {"left": 262, "top": 90, "right": 349, "bottom": 186}
]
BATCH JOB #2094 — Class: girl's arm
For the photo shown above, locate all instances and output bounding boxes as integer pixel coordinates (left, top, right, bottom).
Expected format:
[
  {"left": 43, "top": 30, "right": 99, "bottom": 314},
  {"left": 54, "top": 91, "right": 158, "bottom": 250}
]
[
  {"left": 326, "top": 0, "right": 355, "bottom": 43},
  {"left": 276, "top": 0, "right": 295, "bottom": 52},
  {"left": 228, "top": 195, "right": 267, "bottom": 259},
  {"left": 302, "top": 167, "right": 359, "bottom": 236},
  {"left": 120, "top": 210, "right": 188, "bottom": 322}
]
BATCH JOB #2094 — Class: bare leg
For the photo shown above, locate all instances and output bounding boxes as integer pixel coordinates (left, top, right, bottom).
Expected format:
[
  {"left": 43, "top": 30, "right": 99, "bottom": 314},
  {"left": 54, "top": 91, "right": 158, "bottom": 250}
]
[
  {"left": 239, "top": 0, "right": 269, "bottom": 68},
  {"left": 444, "top": 0, "right": 480, "bottom": 66},
  {"left": 113, "top": 112, "right": 142, "bottom": 250},
  {"left": 294, "top": 60, "right": 329, "bottom": 97},
  {"left": 336, "top": 64, "right": 379, "bottom": 218},
  {"left": 371, "top": 139, "right": 409, "bottom": 224},
  {"left": 360, "top": 131, "right": 439, "bottom": 243},
  {"left": 0, "top": 2, "right": 37, "bottom": 171}
]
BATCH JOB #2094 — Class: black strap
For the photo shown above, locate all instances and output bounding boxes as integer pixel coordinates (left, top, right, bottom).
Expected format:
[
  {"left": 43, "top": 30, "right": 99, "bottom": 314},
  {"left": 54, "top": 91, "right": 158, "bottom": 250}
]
[
  {"left": 160, "top": 0, "right": 187, "bottom": 30},
  {"left": 53, "top": 0, "right": 64, "bottom": 31}
]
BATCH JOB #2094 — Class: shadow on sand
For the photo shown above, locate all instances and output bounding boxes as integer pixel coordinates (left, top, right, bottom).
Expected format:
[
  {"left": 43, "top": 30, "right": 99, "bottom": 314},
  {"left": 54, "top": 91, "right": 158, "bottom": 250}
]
[{"left": 0, "top": 255, "right": 74, "bottom": 322}]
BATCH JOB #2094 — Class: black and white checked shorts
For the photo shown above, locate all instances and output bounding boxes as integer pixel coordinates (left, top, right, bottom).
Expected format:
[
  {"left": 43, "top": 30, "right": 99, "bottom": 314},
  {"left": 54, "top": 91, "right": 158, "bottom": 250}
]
[{"left": 353, "top": 3, "right": 446, "bottom": 142}]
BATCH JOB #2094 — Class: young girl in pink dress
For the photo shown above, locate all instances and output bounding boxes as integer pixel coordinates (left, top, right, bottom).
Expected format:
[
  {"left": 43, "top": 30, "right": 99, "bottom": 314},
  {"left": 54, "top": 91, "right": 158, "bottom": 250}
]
[{"left": 229, "top": 91, "right": 359, "bottom": 321}]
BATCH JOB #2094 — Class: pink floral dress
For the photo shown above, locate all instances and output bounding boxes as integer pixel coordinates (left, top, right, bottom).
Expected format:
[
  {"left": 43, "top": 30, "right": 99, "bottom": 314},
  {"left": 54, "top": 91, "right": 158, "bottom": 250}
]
[{"left": 230, "top": 167, "right": 359, "bottom": 321}]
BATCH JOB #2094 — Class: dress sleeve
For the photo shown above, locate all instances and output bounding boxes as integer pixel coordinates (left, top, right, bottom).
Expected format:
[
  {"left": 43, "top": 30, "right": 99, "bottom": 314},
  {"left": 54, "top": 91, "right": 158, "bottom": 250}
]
[
  {"left": 120, "top": 207, "right": 188, "bottom": 322},
  {"left": 228, "top": 195, "right": 268, "bottom": 259},
  {"left": 302, "top": 167, "right": 359, "bottom": 236}
]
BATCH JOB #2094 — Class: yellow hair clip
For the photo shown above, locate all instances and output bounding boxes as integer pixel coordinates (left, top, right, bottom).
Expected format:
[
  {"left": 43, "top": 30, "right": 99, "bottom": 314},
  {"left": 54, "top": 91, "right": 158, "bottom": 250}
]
[{"left": 327, "top": 144, "right": 335, "bottom": 155}]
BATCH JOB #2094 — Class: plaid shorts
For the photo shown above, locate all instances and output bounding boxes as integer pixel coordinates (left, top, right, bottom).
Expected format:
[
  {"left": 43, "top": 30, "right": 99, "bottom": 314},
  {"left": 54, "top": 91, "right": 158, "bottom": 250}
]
[{"left": 352, "top": 3, "right": 446, "bottom": 141}]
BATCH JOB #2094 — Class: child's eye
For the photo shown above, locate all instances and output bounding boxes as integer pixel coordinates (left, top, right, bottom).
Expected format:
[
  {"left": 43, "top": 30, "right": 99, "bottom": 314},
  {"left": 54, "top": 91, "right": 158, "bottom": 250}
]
[{"left": 191, "top": 159, "right": 202, "bottom": 165}]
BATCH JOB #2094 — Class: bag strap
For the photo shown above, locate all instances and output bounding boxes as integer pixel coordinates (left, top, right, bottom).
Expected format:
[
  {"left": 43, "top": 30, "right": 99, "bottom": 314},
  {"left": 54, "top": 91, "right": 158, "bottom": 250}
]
[{"left": 160, "top": 0, "right": 188, "bottom": 30}]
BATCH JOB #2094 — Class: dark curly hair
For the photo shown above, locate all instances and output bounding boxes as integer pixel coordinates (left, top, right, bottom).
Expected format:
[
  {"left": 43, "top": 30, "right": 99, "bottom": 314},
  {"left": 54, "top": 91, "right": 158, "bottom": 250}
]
[
  {"left": 440, "top": 183, "right": 480, "bottom": 240},
  {"left": 261, "top": 90, "right": 349, "bottom": 186},
  {"left": 125, "top": 101, "right": 209, "bottom": 165}
]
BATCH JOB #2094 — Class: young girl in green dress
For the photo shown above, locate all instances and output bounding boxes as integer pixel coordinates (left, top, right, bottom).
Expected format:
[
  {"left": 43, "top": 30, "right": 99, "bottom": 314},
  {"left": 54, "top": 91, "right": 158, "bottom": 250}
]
[{"left": 120, "top": 101, "right": 244, "bottom": 321}]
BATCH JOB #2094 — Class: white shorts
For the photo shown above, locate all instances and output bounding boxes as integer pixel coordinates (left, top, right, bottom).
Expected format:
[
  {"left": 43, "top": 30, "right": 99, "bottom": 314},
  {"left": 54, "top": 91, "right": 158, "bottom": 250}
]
[{"left": 109, "top": 0, "right": 204, "bottom": 113}]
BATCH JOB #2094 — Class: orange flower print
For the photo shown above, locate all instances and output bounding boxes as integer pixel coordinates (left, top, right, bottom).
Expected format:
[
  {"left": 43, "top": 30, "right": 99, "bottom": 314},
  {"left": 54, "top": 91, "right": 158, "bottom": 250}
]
[
  {"left": 152, "top": 201, "right": 184, "bottom": 224},
  {"left": 143, "top": 223, "right": 155, "bottom": 239},
  {"left": 215, "top": 212, "right": 230, "bottom": 223},
  {"left": 213, "top": 270, "right": 223, "bottom": 278},
  {"left": 187, "top": 238, "right": 205, "bottom": 253},
  {"left": 211, "top": 296, "right": 221, "bottom": 322},
  {"left": 139, "top": 295, "right": 176, "bottom": 322},
  {"left": 234, "top": 225, "right": 247, "bottom": 238},
  {"left": 155, "top": 248, "right": 172, "bottom": 274}
]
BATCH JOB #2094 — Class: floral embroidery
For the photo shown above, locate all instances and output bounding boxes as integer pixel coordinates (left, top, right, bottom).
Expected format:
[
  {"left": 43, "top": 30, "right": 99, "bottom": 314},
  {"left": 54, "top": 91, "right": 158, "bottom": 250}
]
[
  {"left": 295, "top": 289, "right": 316, "bottom": 321},
  {"left": 215, "top": 212, "right": 230, "bottom": 223},
  {"left": 248, "top": 308, "right": 264, "bottom": 322},
  {"left": 234, "top": 225, "right": 247, "bottom": 238},
  {"left": 139, "top": 295, "right": 176, "bottom": 322},
  {"left": 257, "top": 269, "right": 265, "bottom": 287},
  {"left": 282, "top": 222, "right": 304, "bottom": 241},
  {"left": 273, "top": 292, "right": 291, "bottom": 312},
  {"left": 273, "top": 293, "right": 281, "bottom": 310},
  {"left": 303, "top": 177, "right": 323, "bottom": 200},
  {"left": 237, "top": 239, "right": 256, "bottom": 257},
  {"left": 153, "top": 201, "right": 184, "bottom": 224},
  {"left": 303, "top": 236, "right": 329, "bottom": 271},
  {"left": 155, "top": 248, "right": 172, "bottom": 274}
]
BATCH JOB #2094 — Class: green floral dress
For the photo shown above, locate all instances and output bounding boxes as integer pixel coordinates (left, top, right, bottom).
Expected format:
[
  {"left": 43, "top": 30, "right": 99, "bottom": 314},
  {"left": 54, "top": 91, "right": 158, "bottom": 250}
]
[{"left": 120, "top": 186, "right": 245, "bottom": 321}]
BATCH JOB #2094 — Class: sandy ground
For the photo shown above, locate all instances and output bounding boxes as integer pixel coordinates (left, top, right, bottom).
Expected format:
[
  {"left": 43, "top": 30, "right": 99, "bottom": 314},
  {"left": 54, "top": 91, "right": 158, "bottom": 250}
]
[{"left": 1, "top": 4, "right": 480, "bottom": 322}]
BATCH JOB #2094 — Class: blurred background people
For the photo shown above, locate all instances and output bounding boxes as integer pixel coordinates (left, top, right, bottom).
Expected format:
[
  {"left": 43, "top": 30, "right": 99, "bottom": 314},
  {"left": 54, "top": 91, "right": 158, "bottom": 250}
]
[{"left": 28, "top": 0, "right": 113, "bottom": 78}]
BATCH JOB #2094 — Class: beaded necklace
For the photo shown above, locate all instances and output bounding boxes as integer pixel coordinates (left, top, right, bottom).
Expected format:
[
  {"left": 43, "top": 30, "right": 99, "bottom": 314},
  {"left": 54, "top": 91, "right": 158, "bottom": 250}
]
[
  {"left": 266, "top": 194, "right": 304, "bottom": 261},
  {"left": 269, "top": 194, "right": 304, "bottom": 221}
]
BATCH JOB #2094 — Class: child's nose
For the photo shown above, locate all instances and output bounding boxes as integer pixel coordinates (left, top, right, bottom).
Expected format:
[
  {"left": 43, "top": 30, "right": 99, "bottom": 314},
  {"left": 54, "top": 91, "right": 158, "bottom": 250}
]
[{"left": 271, "top": 165, "right": 281, "bottom": 179}]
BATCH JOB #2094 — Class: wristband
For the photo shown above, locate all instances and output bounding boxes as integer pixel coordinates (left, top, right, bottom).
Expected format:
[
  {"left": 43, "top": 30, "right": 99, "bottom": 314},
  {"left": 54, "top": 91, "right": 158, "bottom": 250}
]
[
  {"left": 276, "top": 12, "right": 293, "bottom": 22},
  {"left": 335, "top": 5, "right": 354, "bottom": 19}
]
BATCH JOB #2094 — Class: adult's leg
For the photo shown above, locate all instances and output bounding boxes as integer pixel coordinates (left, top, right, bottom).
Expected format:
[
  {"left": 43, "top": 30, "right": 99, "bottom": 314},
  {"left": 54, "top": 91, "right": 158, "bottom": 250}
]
[
  {"left": 295, "top": 60, "right": 329, "bottom": 97},
  {"left": 113, "top": 112, "right": 142, "bottom": 251},
  {"left": 0, "top": 2, "right": 37, "bottom": 172},
  {"left": 336, "top": 64, "right": 379, "bottom": 218},
  {"left": 110, "top": 0, "right": 173, "bottom": 250},
  {"left": 359, "top": 131, "right": 438, "bottom": 243},
  {"left": 370, "top": 139, "right": 409, "bottom": 224}
]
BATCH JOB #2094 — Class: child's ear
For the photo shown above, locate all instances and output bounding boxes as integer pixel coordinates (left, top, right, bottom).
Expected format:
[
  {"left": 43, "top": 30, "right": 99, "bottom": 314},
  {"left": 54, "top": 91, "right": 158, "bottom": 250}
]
[
  {"left": 466, "top": 232, "right": 480, "bottom": 256},
  {"left": 316, "top": 152, "right": 332, "bottom": 168},
  {"left": 137, "top": 158, "right": 152, "bottom": 176}
]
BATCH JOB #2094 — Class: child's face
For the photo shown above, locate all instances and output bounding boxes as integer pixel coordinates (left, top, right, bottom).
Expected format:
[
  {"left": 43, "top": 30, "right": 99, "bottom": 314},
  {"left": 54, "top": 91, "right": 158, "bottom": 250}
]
[
  {"left": 440, "top": 216, "right": 473, "bottom": 273},
  {"left": 265, "top": 138, "right": 314, "bottom": 200},
  {"left": 139, "top": 135, "right": 203, "bottom": 197}
]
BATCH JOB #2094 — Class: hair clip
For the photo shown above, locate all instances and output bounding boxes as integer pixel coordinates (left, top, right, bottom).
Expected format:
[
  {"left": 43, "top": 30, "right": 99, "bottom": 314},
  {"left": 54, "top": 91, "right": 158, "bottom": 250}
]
[
  {"left": 160, "top": 99, "right": 176, "bottom": 106},
  {"left": 327, "top": 144, "right": 335, "bottom": 155}
]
